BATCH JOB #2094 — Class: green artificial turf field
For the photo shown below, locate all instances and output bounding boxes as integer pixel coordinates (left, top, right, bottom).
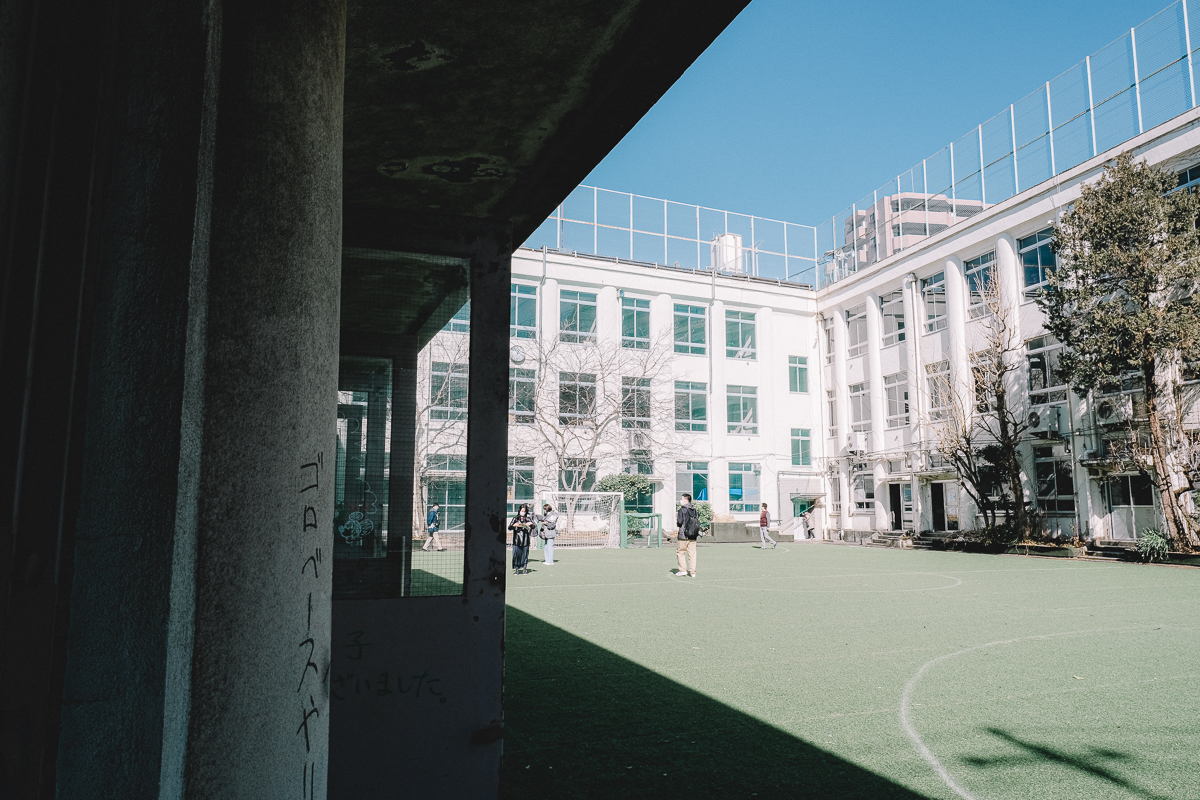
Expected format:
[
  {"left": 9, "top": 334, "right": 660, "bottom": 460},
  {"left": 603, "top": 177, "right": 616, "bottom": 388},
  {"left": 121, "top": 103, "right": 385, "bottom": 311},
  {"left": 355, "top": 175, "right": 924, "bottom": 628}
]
[{"left": 502, "top": 542, "right": 1200, "bottom": 800}]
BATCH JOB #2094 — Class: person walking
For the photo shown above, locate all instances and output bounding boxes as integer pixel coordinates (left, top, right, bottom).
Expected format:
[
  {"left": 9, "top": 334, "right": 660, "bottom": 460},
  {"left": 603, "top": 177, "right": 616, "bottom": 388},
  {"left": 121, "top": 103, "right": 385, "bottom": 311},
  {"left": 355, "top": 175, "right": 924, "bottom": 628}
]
[
  {"left": 759, "top": 503, "right": 776, "bottom": 549},
  {"left": 802, "top": 509, "right": 815, "bottom": 539},
  {"left": 423, "top": 502, "right": 443, "bottom": 551},
  {"left": 675, "top": 493, "right": 700, "bottom": 577},
  {"left": 509, "top": 504, "right": 534, "bottom": 575},
  {"left": 796, "top": 507, "right": 810, "bottom": 540},
  {"left": 536, "top": 502, "right": 559, "bottom": 564}
]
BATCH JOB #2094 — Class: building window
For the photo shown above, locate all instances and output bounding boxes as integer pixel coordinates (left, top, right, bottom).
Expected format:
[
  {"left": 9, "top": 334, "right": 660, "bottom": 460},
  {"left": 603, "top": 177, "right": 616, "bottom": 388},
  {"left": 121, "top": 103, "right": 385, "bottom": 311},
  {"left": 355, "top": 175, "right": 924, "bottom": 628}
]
[
  {"left": 560, "top": 458, "right": 596, "bottom": 492},
  {"left": 823, "top": 316, "right": 835, "bottom": 364},
  {"left": 430, "top": 362, "right": 469, "bottom": 420},
  {"left": 1019, "top": 228, "right": 1056, "bottom": 298},
  {"left": 852, "top": 466, "right": 875, "bottom": 510},
  {"left": 791, "top": 428, "right": 812, "bottom": 466},
  {"left": 1026, "top": 335, "right": 1067, "bottom": 406},
  {"left": 427, "top": 454, "right": 467, "bottom": 531},
  {"left": 676, "top": 461, "right": 708, "bottom": 502},
  {"left": 926, "top": 360, "right": 950, "bottom": 420},
  {"left": 443, "top": 301, "right": 470, "bottom": 333},
  {"left": 849, "top": 381, "right": 871, "bottom": 432},
  {"left": 674, "top": 381, "right": 707, "bottom": 432},
  {"left": 621, "top": 377, "right": 651, "bottom": 429},
  {"left": 621, "top": 296, "right": 650, "bottom": 349},
  {"left": 507, "top": 456, "right": 535, "bottom": 514},
  {"left": 971, "top": 353, "right": 993, "bottom": 413},
  {"left": 725, "top": 310, "right": 757, "bottom": 359},
  {"left": 881, "top": 290, "right": 905, "bottom": 347},
  {"left": 726, "top": 385, "right": 758, "bottom": 435},
  {"left": 558, "top": 371, "right": 596, "bottom": 425},
  {"left": 509, "top": 367, "right": 536, "bottom": 424},
  {"left": 673, "top": 304, "right": 706, "bottom": 355},
  {"left": 559, "top": 289, "right": 597, "bottom": 343},
  {"left": 827, "top": 390, "right": 838, "bottom": 439},
  {"left": 511, "top": 284, "right": 537, "bottom": 339},
  {"left": 1034, "top": 444, "right": 1075, "bottom": 513},
  {"left": 622, "top": 453, "right": 654, "bottom": 513},
  {"left": 964, "top": 251, "right": 995, "bottom": 318},
  {"left": 921, "top": 271, "right": 948, "bottom": 333},
  {"left": 789, "top": 356, "right": 809, "bottom": 393},
  {"left": 846, "top": 304, "right": 868, "bottom": 357},
  {"left": 885, "top": 372, "right": 909, "bottom": 428},
  {"left": 728, "top": 462, "right": 761, "bottom": 512}
]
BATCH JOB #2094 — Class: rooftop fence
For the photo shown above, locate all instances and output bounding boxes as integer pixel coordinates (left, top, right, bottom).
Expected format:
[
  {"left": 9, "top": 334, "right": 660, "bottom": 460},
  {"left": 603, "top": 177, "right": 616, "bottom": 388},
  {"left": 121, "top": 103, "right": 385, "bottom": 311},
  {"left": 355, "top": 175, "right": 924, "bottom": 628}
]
[{"left": 524, "top": 1, "right": 1200, "bottom": 291}]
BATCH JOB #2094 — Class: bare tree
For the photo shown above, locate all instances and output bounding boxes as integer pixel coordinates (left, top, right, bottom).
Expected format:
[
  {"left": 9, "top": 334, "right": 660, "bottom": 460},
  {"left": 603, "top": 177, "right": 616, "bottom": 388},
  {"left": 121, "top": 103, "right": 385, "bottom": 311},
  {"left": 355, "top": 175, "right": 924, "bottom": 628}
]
[
  {"left": 926, "top": 272, "right": 1034, "bottom": 540},
  {"left": 414, "top": 329, "right": 471, "bottom": 534}
]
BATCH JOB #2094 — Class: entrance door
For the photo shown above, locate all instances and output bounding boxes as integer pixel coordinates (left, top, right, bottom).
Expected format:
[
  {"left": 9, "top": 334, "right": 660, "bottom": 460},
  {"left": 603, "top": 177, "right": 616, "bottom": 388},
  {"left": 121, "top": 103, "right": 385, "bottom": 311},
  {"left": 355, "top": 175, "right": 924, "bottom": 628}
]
[
  {"left": 889, "top": 483, "right": 913, "bottom": 531},
  {"left": 1106, "top": 474, "right": 1156, "bottom": 540},
  {"left": 931, "top": 482, "right": 959, "bottom": 532}
]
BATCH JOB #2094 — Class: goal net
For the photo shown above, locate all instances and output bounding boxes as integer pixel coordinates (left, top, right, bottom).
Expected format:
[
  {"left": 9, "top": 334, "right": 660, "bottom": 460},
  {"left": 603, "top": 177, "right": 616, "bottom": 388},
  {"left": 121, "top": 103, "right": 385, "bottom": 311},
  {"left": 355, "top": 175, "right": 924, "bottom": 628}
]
[{"left": 542, "top": 492, "right": 624, "bottom": 549}]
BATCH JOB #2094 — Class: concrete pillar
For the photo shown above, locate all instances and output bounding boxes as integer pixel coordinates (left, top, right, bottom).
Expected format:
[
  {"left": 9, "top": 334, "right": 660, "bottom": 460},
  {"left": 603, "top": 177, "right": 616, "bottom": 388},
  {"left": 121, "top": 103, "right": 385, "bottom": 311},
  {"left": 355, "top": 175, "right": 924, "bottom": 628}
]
[
  {"left": 709, "top": 298, "right": 727, "bottom": 513},
  {"left": 865, "top": 292, "right": 887, "bottom": 530},
  {"left": 902, "top": 275, "right": 925, "bottom": 530},
  {"left": 944, "top": 256, "right": 973, "bottom": 421},
  {"left": 59, "top": 2, "right": 346, "bottom": 797}
]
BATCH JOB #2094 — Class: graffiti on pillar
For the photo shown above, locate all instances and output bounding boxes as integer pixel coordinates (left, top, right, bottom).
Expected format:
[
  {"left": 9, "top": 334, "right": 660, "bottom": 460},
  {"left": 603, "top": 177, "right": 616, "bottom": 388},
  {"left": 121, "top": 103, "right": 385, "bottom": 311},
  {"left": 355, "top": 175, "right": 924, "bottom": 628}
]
[
  {"left": 337, "top": 510, "right": 375, "bottom": 544},
  {"left": 297, "top": 454, "right": 327, "bottom": 799},
  {"left": 330, "top": 628, "right": 447, "bottom": 704}
]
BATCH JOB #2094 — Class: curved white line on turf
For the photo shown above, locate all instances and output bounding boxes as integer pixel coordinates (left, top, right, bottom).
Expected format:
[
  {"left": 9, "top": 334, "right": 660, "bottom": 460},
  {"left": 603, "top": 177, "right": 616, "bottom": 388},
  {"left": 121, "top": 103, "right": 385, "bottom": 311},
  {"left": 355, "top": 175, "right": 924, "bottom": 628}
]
[{"left": 899, "top": 625, "right": 1158, "bottom": 800}]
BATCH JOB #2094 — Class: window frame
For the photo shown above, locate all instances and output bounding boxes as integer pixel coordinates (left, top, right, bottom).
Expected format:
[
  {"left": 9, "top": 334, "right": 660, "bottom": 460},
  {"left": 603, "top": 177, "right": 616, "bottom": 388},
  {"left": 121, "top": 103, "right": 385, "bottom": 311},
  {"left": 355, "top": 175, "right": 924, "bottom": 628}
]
[
  {"left": 559, "top": 289, "right": 598, "bottom": 344},
  {"left": 674, "top": 380, "right": 708, "bottom": 432},
  {"left": 964, "top": 251, "right": 995, "bottom": 318},
  {"left": 1018, "top": 228, "right": 1056, "bottom": 299},
  {"left": 621, "top": 295, "right": 651, "bottom": 349},
  {"left": 728, "top": 462, "right": 761, "bottom": 512},
  {"left": 507, "top": 456, "right": 535, "bottom": 514},
  {"left": 884, "top": 372, "right": 909, "bottom": 428},
  {"left": 790, "top": 428, "right": 812, "bottom": 467},
  {"left": 849, "top": 381, "right": 871, "bottom": 433},
  {"left": 726, "top": 384, "right": 759, "bottom": 435},
  {"left": 560, "top": 458, "right": 597, "bottom": 492},
  {"left": 675, "top": 461, "right": 709, "bottom": 503},
  {"left": 673, "top": 303, "right": 706, "bottom": 355},
  {"left": 880, "top": 290, "right": 905, "bottom": 347},
  {"left": 1033, "top": 444, "right": 1076, "bottom": 514},
  {"left": 1025, "top": 334, "right": 1067, "bottom": 406},
  {"left": 510, "top": 284, "right": 537, "bottom": 339},
  {"left": 920, "top": 271, "right": 948, "bottom": 333},
  {"left": 725, "top": 309, "right": 757, "bottom": 360},
  {"left": 430, "top": 361, "right": 469, "bottom": 420},
  {"left": 508, "top": 367, "right": 536, "bottom": 424},
  {"left": 443, "top": 301, "right": 471, "bottom": 333},
  {"left": 788, "top": 356, "right": 809, "bottom": 393},
  {"left": 926, "top": 360, "right": 950, "bottom": 420},
  {"left": 558, "top": 371, "right": 596, "bottom": 425},
  {"left": 620, "top": 376, "right": 651, "bottom": 429},
  {"left": 846, "top": 304, "right": 868, "bottom": 358},
  {"left": 827, "top": 389, "right": 838, "bottom": 439}
]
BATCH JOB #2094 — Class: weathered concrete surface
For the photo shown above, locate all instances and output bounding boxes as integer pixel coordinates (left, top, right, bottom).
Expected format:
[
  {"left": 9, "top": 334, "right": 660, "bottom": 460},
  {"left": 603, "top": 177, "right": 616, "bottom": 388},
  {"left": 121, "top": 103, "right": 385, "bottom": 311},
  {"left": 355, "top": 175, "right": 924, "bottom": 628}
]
[{"left": 58, "top": 1, "right": 345, "bottom": 797}]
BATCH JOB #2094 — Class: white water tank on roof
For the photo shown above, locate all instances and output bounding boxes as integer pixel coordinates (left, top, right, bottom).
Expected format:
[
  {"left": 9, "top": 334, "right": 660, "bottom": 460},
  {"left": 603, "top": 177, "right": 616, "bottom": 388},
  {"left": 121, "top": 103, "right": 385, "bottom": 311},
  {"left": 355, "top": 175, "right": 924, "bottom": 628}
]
[{"left": 710, "top": 232, "right": 744, "bottom": 274}]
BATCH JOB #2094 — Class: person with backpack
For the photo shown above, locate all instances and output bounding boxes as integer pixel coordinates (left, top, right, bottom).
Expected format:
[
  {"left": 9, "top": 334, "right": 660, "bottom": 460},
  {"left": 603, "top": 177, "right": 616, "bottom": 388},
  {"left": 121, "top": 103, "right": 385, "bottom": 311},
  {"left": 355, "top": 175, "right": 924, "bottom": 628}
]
[
  {"left": 423, "top": 502, "right": 443, "bottom": 551},
  {"left": 759, "top": 502, "right": 776, "bottom": 549},
  {"left": 675, "top": 493, "right": 700, "bottom": 577},
  {"left": 509, "top": 504, "right": 534, "bottom": 575},
  {"left": 536, "top": 502, "right": 559, "bottom": 564}
]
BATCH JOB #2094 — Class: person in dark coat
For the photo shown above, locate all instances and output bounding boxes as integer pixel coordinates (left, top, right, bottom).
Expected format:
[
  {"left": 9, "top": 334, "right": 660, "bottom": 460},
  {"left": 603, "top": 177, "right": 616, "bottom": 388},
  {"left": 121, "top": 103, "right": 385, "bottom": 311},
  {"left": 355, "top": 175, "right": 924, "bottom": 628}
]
[
  {"left": 675, "top": 493, "right": 700, "bottom": 577},
  {"left": 509, "top": 504, "right": 535, "bottom": 575}
]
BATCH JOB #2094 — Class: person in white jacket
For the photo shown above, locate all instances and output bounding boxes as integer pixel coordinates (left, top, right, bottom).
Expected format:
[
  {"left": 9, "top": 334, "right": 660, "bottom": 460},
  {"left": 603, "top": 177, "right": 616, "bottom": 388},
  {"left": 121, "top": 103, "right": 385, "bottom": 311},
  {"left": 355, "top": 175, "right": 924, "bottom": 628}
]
[{"left": 536, "top": 503, "right": 559, "bottom": 564}]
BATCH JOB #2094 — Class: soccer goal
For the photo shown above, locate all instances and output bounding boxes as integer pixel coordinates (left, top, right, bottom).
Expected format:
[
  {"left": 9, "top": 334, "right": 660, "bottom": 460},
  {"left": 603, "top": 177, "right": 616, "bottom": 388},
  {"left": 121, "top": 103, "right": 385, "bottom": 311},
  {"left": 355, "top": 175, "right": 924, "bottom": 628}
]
[{"left": 543, "top": 492, "right": 625, "bottom": 548}]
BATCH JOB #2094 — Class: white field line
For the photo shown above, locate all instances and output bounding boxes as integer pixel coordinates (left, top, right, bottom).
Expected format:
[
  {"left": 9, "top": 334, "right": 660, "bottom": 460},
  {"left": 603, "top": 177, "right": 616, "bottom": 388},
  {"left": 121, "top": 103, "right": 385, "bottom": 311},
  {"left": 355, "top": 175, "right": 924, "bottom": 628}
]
[{"left": 898, "top": 625, "right": 1160, "bottom": 800}]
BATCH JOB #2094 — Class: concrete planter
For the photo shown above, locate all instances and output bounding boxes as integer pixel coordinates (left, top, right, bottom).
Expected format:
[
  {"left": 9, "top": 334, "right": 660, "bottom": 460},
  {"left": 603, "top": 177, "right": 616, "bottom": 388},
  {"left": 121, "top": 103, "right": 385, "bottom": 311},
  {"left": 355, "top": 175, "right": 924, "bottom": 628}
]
[
  {"left": 1165, "top": 551, "right": 1200, "bottom": 567},
  {"left": 708, "top": 522, "right": 761, "bottom": 543},
  {"left": 1005, "top": 544, "right": 1084, "bottom": 558}
]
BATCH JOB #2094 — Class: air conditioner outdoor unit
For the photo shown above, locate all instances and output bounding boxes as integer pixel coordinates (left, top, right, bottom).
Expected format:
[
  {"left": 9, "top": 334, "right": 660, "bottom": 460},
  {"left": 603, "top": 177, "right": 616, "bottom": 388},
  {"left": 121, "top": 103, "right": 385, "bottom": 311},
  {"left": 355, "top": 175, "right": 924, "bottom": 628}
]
[
  {"left": 628, "top": 431, "right": 651, "bottom": 450},
  {"left": 1028, "top": 405, "right": 1064, "bottom": 437},
  {"left": 1095, "top": 395, "right": 1133, "bottom": 424}
]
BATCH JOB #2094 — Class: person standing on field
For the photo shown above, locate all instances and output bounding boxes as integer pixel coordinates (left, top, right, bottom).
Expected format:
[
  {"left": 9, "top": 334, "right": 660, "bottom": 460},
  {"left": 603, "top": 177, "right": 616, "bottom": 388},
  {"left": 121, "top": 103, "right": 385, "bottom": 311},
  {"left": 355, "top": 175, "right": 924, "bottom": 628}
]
[
  {"left": 759, "top": 502, "right": 776, "bottom": 549},
  {"left": 536, "top": 502, "right": 558, "bottom": 564},
  {"left": 675, "top": 493, "right": 700, "bottom": 577},
  {"left": 423, "top": 502, "right": 443, "bottom": 551}
]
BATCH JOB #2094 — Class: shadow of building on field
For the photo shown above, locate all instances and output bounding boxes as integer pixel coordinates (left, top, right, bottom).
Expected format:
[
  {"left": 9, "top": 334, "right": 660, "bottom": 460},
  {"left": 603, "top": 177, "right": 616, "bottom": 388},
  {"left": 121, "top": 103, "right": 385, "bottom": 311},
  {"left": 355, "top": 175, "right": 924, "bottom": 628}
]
[
  {"left": 962, "top": 728, "right": 1167, "bottom": 800},
  {"left": 502, "top": 607, "right": 932, "bottom": 800}
]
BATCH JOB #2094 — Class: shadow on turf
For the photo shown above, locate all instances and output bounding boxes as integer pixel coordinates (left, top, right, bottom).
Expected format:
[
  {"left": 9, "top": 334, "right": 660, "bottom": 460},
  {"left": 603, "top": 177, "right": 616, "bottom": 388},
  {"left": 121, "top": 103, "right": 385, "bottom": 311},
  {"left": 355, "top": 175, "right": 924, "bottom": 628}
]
[
  {"left": 502, "top": 606, "right": 933, "bottom": 800},
  {"left": 963, "top": 728, "right": 1168, "bottom": 800}
]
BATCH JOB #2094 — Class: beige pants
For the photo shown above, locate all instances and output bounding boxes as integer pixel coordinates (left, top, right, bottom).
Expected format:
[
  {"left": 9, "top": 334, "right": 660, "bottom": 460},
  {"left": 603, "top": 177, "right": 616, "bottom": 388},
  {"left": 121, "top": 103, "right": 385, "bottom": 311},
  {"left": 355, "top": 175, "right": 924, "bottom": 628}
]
[{"left": 676, "top": 538, "right": 697, "bottom": 574}]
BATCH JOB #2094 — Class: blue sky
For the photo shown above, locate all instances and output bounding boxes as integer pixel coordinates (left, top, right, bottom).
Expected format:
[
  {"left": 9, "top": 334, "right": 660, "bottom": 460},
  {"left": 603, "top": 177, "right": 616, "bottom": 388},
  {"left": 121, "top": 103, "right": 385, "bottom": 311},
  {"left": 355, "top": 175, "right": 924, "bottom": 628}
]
[{"left": 581, "top": 0, "right": 1176, "bottom": 225}]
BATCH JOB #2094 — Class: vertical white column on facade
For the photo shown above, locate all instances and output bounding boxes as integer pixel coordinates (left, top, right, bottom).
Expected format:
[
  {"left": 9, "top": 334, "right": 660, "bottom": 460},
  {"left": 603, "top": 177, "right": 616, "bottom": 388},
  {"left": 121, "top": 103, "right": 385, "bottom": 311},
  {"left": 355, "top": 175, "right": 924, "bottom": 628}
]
[
  {"left": 865, "top": 292, "right": 888, "bottom": 531},
  {"left": 540, "top": 277, "right": 560, "bottom": 498},
  {"left": 831, "top": 306, "right": 853, "bottom": 528},
  {"left": 598, "top": 285, "right": 622, "bottom": 479},
  {"left": 994, "top": 234, "right": 1031, "bottom": 524},
  {"left": 652, "top": 292, "right": 675, "bottom": 518},
  {"left": 1010, "top": 104, "right": 1020, "bottom": 193},
  {"left": 709, "top": 297, "right": 728, "bottom": 515},
  {"left": 978, "top": 124, "right": 987, "bottom": 205},
  {"left": 756, "top": 305, "right": 777, "bottom": 516},
  {"left": 1046, "top": 82, "right": 1057, "bottom": 176},
  {"left": 944, "top": 257, "right": 974, "bottom": 525},
  {"left": 903, "top": 275, "right": 926, "bottom": 530},
  {"left": 1086, "top": 56, "right": 1099, "bottom": 157}
]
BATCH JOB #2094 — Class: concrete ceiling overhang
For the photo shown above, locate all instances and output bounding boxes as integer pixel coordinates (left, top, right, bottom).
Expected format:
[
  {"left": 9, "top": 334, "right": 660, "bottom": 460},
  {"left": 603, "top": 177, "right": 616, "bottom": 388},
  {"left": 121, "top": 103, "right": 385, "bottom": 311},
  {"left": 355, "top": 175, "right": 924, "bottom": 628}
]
[{"left": 340, "top": 0, "right": 750, "bottom": 339}]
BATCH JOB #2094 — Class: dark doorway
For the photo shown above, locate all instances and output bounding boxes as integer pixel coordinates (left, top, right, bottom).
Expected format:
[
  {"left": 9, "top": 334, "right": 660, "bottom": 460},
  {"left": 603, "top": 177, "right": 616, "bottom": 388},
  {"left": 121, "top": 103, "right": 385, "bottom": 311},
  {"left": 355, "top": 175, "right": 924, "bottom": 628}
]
[
  {"left": 931, "top": 483, "right": 945, "bottom": 531},
  {"left": 889, "top": 484, "right": 903, "bottom": 531}
]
